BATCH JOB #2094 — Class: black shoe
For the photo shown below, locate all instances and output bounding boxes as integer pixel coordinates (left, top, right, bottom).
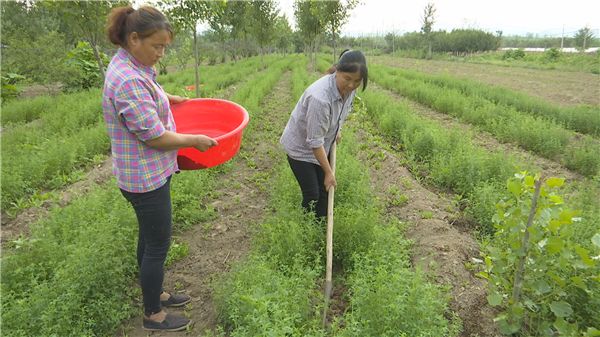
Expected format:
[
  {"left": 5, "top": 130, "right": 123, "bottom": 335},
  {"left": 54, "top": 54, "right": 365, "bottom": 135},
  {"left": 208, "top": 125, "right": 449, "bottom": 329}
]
[
  {"left": 143, "top": 313, "right": 191, "bottom": 332},
  {"left": 161, "top": 292, "right": 192, "bottom": 307}
]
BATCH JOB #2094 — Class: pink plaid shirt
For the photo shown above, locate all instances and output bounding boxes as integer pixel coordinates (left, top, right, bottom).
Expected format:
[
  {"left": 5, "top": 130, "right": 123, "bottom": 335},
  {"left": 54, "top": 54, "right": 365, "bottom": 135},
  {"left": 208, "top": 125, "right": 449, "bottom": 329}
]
[{"left": 102, "top": 48, "right": 178, "bottom": 193}]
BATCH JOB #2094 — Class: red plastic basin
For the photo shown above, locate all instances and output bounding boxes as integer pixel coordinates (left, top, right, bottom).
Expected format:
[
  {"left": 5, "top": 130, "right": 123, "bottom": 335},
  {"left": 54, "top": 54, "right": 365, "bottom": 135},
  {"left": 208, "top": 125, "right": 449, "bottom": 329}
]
[{"left": 171, "top": 98, "right": 249, "bottom": 170}]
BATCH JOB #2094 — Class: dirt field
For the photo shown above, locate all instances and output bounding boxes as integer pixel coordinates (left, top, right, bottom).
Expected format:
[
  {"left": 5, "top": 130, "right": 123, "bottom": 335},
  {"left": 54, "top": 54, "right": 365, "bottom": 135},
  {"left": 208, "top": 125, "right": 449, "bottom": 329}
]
[{"left": 372, "top": 56, "right": 600, "bottom": 107}]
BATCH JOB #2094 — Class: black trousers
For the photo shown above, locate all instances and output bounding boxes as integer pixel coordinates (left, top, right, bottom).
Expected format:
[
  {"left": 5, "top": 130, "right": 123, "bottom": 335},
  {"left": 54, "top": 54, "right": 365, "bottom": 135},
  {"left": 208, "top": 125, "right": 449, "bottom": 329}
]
[
  {"left": 287, "top": 156, "right": 328, "bottom": 218},
  {"left": 120, "top": 176, "right": 172, "bottom": 316}
]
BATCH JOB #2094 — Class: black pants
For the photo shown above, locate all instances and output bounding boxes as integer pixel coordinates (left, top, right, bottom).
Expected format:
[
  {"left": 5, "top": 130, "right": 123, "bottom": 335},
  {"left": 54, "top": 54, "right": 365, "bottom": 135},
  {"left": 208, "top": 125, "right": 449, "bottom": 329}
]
[
  {"left": 287, "top": 156, "right": 328, "bottom": 218},
  {"left": 120, "top": 176, "right": 172, "bottom": 316}
]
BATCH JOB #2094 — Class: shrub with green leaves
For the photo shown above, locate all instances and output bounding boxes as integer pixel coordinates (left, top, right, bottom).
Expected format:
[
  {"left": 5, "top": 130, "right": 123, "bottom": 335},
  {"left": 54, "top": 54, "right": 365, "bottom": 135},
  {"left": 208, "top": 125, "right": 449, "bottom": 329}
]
[
  {"left": 62, "top": 41, "right": 108, "bottom": 92},
  {"left": 502, "top": 49, "right": 526, "bottom": 60},
  {"left": 480, "top": 172, "right": 600, "bottom": 336}
]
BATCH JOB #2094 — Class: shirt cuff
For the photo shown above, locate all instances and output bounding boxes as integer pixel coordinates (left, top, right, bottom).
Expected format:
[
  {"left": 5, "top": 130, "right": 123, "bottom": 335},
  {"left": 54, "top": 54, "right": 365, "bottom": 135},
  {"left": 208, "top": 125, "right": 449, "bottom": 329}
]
[
  {"left": 136, "top": 120, "right": 166, "bottom": 142},
  {"left": 307, "top": 137, "right": 324, "bottom": 149}
]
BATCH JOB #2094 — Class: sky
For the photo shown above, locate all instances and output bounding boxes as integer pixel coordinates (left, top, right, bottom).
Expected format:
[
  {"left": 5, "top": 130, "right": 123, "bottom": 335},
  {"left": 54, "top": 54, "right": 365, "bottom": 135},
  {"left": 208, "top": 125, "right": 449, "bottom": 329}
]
[{"left": 277, "top": 0, "right": 600, "bottom": 37}]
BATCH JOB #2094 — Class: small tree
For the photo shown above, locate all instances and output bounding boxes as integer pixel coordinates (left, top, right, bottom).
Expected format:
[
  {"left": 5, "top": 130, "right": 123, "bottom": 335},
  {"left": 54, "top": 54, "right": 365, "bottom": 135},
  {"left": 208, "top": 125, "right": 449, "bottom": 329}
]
[
  {"left": 44, "top": 1, "right": 127, "bottom": 81},
  {"left": 574, "top": 26, "right": 594, "bottom": 52},
  {"left": 321, "top": 0, "right": 358, "bottom": 63},
  {"left": 249, "top": 0, "right": 279, "bottom": 60},
  {"left": 165, "top": 0, "right": 213, "bottom": 97},
  {"left": 420, "top": 2, "right": 436, "bottom": 59},
  {"left": 294, "top": 0, "right": 326, "bottom": 71}
]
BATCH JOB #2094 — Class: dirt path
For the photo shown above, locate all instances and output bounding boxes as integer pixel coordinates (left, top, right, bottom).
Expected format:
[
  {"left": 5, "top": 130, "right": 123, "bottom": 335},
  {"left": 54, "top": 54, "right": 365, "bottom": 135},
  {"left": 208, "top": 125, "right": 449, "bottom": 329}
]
[
  {"left": 115, "top": 72, "right": 293, "bottom": 337},
  {"left": 370, "top": 82, "right": 582, "bottom": 182},
  {"left": 1, "top": 158, "right": 113, "bottom": 246},
  {"left": 347, "top": 113, "right": 501, "bottom": 337},
  {"left": 372, "top": 56, "right": 600, "bottom": 107}
]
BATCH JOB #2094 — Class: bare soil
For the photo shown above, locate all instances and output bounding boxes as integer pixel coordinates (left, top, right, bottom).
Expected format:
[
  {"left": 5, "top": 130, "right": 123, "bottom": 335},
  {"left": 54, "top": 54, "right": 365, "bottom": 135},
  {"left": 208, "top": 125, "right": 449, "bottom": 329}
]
[
  {"left": 114, "top": 72, "right": 293, "bottom": 337},
  {"left": 18, "top": 83, "right": 63, "bottom": 98},
  {"left": 372, "top": 56, "right": 600, "bottom": 107}
]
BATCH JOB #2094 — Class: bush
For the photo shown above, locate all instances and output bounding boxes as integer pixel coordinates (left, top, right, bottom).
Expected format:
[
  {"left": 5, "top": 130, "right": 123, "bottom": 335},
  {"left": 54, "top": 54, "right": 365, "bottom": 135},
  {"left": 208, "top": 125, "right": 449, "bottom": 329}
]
[
  {"left": 502, "top": 49, "right": 526, "bottom": 60},
  {"left": 0, "top": 73, "right": 25, "bottom": 102},
  {"left": 544, "top": 48, "right": 561, "bottom": 62},
  {"left": 61, "top": 41, "right": 108, "bottom": 92}
]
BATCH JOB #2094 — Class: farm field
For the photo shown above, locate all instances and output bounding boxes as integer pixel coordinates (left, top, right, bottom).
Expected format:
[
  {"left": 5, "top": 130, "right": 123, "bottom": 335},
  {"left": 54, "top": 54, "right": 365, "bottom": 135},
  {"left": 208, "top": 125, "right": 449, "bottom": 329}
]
[
  {"left": 1, "top": 53, "right": 599, "bottom": 337},
  {"left": 372, "top": 55, "right": 600, "bottom": 107}
]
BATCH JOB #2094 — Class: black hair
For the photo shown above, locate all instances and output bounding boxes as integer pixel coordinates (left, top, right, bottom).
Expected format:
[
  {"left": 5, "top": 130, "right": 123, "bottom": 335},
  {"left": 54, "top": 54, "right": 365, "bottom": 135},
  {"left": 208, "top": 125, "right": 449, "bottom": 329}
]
[
  {"left": 335, "top": 49, "right": 368, "bottom": 91},
  {"left": 107, "top": 5, "right": 173, "bottom": 47}
]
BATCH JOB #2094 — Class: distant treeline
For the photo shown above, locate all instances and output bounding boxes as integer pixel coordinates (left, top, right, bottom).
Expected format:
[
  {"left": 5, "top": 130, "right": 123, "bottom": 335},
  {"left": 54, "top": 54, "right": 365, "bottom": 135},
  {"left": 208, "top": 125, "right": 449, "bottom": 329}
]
[
  {"left": 339, "top": 29, "right": 501, "bottom": 55},
  {"left": 501, "top": 35, "right": 600, "bottom": 48},
  {"left": 335, "top": 29, "right": 599, "bottom": 55}
]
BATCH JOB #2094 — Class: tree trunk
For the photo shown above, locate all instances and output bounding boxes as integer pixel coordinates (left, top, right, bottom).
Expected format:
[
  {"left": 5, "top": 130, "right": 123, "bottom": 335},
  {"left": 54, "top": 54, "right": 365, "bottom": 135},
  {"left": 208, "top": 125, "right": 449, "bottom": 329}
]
[
  {"left": 90, "top": 40, "right": 105, "bottom": 80},
  {"left": 427, "top": 40, "right": 432, "bottom": 60},
  {"left": 193, "top": 28, "right": 200, "bottom": 98},
  {"left": 332, "top": 22, "right": 336, "bottom": 64}
]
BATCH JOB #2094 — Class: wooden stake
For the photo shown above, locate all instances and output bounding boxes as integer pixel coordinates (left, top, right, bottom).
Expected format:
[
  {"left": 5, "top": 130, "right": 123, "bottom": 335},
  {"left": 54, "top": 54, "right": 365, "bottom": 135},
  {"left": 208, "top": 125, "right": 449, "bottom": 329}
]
[{"left": 323, "top": 141, "right": 337, "bottom": 328}]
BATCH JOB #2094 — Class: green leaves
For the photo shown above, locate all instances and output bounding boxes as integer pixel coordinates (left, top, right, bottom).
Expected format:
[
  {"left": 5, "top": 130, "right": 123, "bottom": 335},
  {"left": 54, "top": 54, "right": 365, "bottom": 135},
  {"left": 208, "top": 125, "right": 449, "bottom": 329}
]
[
  {"left": 545, "top": 177, "right": 565, "bottom": 188},
  {"left": 592, "top": 233, "right": 600, "bottom": 248},
  {"left": 487, "top": 290, "right": 502, "bottom": 306},
  {"left": 550, "top": 301, "right": 573, "bottom": 318},
  {"left": 481, "top": 172, "right": 597, "bottom": 336}
]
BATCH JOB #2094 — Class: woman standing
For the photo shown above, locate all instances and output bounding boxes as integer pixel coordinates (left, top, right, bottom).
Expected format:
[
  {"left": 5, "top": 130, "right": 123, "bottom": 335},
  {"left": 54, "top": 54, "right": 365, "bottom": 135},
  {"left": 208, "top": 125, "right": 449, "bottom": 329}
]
[
  {"left": 103, "top": 5, "right": 217, "bottom": 332},
  {"left": 280, "top": 50, "right": 368, "bottom": 219}
]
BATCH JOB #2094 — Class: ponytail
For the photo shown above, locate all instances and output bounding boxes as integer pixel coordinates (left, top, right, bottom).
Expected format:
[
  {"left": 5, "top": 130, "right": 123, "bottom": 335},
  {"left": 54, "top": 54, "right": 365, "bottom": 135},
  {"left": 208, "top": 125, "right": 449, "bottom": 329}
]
[{"left": 106, "top": 5, "right": 173, "bottom": 47}]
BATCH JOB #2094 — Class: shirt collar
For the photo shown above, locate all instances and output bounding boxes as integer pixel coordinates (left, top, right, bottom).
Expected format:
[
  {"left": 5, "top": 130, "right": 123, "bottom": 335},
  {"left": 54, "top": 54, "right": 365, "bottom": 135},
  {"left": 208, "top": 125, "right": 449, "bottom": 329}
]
[
  {"left": 328, "top": 73, "right": 343, "bottom": 102},
  {"left": 118, "top": 48, "right": 156, "bottom": 79}
]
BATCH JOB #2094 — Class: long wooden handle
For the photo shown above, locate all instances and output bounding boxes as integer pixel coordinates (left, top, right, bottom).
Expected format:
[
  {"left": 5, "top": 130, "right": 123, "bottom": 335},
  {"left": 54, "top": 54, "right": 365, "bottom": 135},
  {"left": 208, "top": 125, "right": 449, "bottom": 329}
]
[{"left": 323, "top": 141, "right": 337, "bottom": 327}]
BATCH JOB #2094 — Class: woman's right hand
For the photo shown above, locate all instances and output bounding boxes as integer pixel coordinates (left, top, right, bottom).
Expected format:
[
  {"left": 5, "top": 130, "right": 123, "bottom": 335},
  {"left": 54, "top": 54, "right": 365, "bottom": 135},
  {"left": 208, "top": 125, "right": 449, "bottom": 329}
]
[
  {"left": 193, "top": 135, "right": 218, "bottom": 152},
  {"left": 324, "top": 172, "right": 337, "bottom": 192}
]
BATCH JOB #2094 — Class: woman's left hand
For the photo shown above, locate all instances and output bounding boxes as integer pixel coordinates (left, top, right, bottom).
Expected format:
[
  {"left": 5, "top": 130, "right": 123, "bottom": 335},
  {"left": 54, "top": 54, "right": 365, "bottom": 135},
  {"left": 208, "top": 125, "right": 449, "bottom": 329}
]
[{"left": 169, "top": 94, "right": 189, "bottom": 105}]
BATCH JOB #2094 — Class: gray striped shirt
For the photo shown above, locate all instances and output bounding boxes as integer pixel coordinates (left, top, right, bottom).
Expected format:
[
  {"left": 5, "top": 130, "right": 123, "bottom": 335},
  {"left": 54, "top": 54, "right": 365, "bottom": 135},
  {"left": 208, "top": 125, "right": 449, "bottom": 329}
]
[{"left": 280, "top": 73, "right": 355, "bottom": 165}]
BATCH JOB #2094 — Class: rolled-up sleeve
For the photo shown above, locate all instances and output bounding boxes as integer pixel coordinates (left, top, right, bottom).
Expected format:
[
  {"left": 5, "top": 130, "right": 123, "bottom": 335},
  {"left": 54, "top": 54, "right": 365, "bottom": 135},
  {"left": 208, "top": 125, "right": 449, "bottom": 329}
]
[
  {"left": 115, "top": 78, "right": 165, "bottom": 142},
  {"left": 305, "top": 96, "right": 330, "bottom": 148}
]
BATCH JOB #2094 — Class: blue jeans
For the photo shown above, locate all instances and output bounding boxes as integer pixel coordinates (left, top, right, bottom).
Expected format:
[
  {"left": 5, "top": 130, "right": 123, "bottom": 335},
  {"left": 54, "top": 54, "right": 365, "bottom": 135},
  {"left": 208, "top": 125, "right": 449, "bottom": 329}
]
[{"left": 120, "top": 176, "right": 172, "bottom": 316}]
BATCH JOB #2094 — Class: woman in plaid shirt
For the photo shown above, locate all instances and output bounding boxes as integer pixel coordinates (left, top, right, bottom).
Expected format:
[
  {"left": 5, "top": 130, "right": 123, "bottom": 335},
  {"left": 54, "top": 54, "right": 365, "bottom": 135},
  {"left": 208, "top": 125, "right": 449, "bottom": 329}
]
[{"left": 103, "top": 5, "right": 217, "bottom": 332}]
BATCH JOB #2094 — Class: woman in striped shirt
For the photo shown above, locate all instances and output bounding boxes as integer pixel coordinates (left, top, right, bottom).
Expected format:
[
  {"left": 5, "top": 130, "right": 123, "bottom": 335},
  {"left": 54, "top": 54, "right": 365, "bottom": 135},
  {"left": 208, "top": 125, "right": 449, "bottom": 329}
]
[
  {"left": 103, "top": 5, "right": 217, "bottom": 332},
  {"left": 280, "top": 50, "right": 368, "bottom": 219}
]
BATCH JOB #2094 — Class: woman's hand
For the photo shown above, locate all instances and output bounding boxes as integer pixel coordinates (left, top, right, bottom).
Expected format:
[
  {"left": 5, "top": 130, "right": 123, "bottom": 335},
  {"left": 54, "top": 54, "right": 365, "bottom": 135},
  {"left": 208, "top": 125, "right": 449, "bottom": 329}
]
[
  {"left": 192, "top": 135, "right": 218, "bottom": 152},
  {"left": 168, "top": 94, "right": 188, "bottom": 105},
  {"left": 336, "top": 132, "right": 342, "bottom": 144},
  {"left": 324, "top": 172, "right": 337, "bottom": 192}
]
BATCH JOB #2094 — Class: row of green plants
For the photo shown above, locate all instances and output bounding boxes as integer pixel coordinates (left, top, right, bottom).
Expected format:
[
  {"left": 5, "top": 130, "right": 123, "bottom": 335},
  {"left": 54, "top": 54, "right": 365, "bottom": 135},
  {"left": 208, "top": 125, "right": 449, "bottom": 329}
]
[
  {"left": 1, "top": 165, "right": 222, "bottom": 337},
  {"left": 0, "top": 55, "right": 276, "bottom": 125},
  {"left": 0, "top": 55, "right": 282, "bottom": 215},
  {"left": 449, "top": 50, "right": 600, "bottom": 74},
  {"left": 372, "top": 63, "right": 600, "bottom": 137},
  {"left": 159, "top": 55, "right": 282, "bottom": 97},
  {"left": 0, "top": 55, "right": 294, "bottom": 337},
  {"left": 369, "top": 63, "right": 600, "bottom": 177},
  {"left": 351, "top": 83, "right": 600, "bottom": 336},
  {"left": 211, "top": 58, "right": 459, "bottom": 337}
]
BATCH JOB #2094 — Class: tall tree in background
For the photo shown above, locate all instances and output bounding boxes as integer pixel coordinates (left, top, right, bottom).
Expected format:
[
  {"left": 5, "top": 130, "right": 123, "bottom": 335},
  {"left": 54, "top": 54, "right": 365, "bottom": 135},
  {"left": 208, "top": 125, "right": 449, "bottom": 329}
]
[
  {"left": 274, "top": 14, "right": 293, "bottom": 55},
  {"left": 44, "top": 0, "right": 125, "bottom": 80},
  {"left": 574, "top": 26, "right": 594, "bottom": 51},
  {"left": 322, "top": 0, "right": 358, "bottom": 63},
  {"left": 225, "top": 0, "right": 251, "bottom": 60},
  {"left": 420, "top": 2, "right": 436, "bottom": 59},
  {"left": 294, "top": 0, "right": 326, "bottom": 71},
  {"left": 166, "top": 0, "right": 213, "bottom": 97},
  {"left": 249, "top": 0, "right": 279, "bottom": 60},
  {"left": 206, "top": 0, "right": 229, "bottom": 63}
]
